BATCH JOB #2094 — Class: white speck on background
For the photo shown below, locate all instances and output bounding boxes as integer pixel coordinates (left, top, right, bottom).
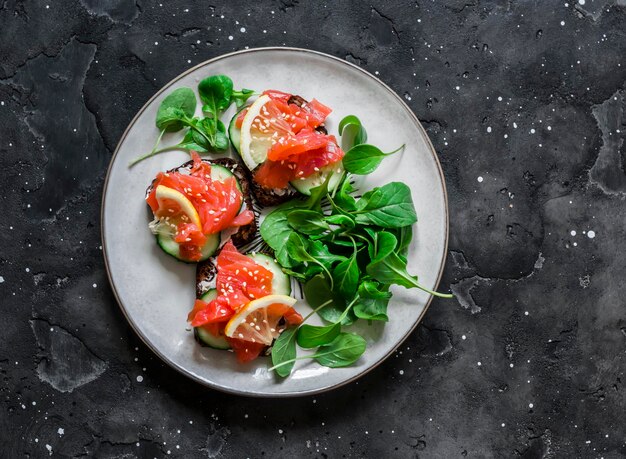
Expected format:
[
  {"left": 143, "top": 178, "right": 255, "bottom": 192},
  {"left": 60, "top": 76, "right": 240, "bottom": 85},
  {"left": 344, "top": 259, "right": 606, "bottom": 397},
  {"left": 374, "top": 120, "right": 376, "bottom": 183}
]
[
  {"left": 525, "top": 311, "right": 529, "bottom": 316},
  {"left": 487, "top": 126, "right": 492, "bottom": 133},
  {"left": 561, "top": 21, "right": 565, "bottom": 26},
  {"left": 461, "top": 335, "right": 466, "bottom": 340},
  {"left": 513, "top": 122, "right": 518, "bottom": 128},
  {"left": 278, "top": 429, "right": 283, "bottom": 434},
  {"left": 530, "top": 128, "right": 536, "bottom": 134},
  {"left": 587, "top": 230, "right": 596, "bottom": 239},
  {"left": 399, "top": 370, "right": 404, "bottom": 375},
  {"left": 240, "top": 27, "right": 246, "bottom": 33},
  {"left": 477, "top": 361, "right": 482, "bottom": 366},
  {"left": 477, "top": 176, "right": 484, "bottom": 182},
  {"left": 529, "top": 403, "right": 534, "bottom": 408},
  {"left": 228, "top": 35, "right": 233, "bottom": 40},
  {"left": 570, "top": 230, "right": 576, "bottom": 236},
  {"left": 498, "top": 96, "right": 503, "bottom": 101},
  {"left": 92, "top": 283, "right": 97, "bottom": 288},
  {"left": 136, "top": 375, "right": 143, "bottom": 382},
  {"left": 45, "top": 445, "right": 52, "bottom": 455},
  {"left": 0, "top": 276, "right": 4, "bottom": 283},
  {"left": 57, "top": 428, "right": 64, "bottom": 436}
]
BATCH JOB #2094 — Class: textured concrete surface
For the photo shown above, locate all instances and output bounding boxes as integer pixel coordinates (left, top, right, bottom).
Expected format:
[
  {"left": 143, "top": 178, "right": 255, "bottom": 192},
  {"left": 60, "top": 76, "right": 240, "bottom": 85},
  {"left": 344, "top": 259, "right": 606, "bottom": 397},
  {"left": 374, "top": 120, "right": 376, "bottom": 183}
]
[{"left": 1, "top": 1, "right": 625, "bottom": 457}]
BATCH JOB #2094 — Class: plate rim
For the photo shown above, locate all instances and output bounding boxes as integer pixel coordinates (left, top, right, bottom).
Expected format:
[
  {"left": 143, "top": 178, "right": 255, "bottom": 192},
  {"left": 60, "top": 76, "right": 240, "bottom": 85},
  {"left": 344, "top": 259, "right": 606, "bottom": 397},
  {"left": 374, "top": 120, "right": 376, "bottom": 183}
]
[{"left": 101, "top": 46, "right": 449, "bottom": 397}]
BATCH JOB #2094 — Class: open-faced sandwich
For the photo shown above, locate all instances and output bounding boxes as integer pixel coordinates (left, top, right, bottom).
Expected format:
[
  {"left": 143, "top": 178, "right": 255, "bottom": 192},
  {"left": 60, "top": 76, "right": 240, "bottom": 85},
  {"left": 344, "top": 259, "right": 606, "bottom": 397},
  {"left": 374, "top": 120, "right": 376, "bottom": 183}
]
[
  {"left": 190, "top": 241, "right": 302, "bottom": 362},
  {"left": 145, "top": 153, "right": 256, "bottom": 262},
  {"left": 229, "top": 90, "right": 345, "bottom": 206}
]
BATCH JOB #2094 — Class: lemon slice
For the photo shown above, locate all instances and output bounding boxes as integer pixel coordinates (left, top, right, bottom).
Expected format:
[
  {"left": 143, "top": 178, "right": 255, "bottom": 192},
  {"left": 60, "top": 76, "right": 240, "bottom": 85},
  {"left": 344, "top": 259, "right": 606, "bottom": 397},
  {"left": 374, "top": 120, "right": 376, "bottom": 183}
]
[
  {"left": 239, "top": 94, "right": 272, "bottom": 170},
  {"left": 224, "top": 294, "right": 297, "bottom": 346},
  {"left": 154, "top": 185, "right": 201, "bottom": 228},
  {"left": 239, "top": 95, "right": 298, "bottom": 171}
]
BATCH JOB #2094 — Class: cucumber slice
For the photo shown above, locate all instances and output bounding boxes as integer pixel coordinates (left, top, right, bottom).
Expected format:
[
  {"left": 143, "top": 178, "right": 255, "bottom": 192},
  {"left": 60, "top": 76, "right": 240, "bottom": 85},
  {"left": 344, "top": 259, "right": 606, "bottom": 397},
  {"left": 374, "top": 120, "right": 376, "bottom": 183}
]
[
  {"left": 194, "top": 289, "right": 231, "bottom": 350},
  {"left": 290, "top": 163, "right": 344, "bottom": 196},
  {"left": 210, "top": 163, "right": 242, "bottom": 193},
  {"left": 247, "top": 253, "right": 291, "bottom": 295},
  {"left": 209, "top": 163, "right": 244, "bottom": 213},
  {"left": 156, "top": 231, "right": 220, "bottom": 263},
  {"left": 229, "top": 107, "right": 246, "bottom": 155}
]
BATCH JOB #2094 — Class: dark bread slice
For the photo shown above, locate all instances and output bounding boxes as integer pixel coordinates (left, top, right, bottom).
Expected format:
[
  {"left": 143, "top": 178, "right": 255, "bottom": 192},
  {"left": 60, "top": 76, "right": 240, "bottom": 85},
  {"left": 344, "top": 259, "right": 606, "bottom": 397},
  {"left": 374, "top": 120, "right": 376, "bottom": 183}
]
[
  {"left": 249, "top": 178, "right": 294, "bottom": 207},
  {"left": 246, "top": 94, "right": 328, "bottom": 207},
  {"left": 196, "top": 257, "right": 217, "bottom": 297},
  {"left": 146, "top": 157, "right": 257, "bottom": 268}
]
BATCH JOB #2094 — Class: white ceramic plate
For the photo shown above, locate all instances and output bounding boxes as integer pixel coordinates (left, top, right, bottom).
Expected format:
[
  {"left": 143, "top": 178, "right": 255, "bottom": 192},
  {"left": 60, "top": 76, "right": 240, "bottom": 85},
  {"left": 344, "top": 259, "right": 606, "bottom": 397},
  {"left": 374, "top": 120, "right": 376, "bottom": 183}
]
[{"left": 102, "top": 48, "right": 448, "bottom": 397}]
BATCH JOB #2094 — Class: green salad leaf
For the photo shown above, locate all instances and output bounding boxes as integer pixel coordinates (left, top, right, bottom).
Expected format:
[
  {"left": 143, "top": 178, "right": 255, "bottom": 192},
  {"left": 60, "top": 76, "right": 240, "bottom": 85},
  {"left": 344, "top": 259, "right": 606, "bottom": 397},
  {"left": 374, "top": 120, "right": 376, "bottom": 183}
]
[
  {"left": 343, "top": 144, "right": 404, "bottom": 175},
  {"left": 271, "top": 327, "right": 298, "bottom": 377},
  {"left": 296, "top": 322, "right": 341, "bottom": 349},
  {"left": 354, "top": 182, "right": 417, "bottom": 228},
  {"left": 313, "top": 333, "right": 367, "bottom": 368},
  {"left": 155, "top": 87, "right": 197, "bottom": 132},
  {"left": 130, "top": 75, "right": 252, "bottom": 166},
  {"left": 338, "top": 115, "right": 368, "bottom": 151}
]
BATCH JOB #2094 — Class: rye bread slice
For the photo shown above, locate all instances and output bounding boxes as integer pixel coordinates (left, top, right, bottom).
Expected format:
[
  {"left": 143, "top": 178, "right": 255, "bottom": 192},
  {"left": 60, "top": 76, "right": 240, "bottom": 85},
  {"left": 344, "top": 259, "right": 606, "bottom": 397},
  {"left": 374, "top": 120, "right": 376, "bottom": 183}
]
[
  {"left": 196, "top": 257, "right": 217, "bottom": 297},
  {"left": 249, "top": 178, "right": 294, "bottom": 207},
  {"left": 146, "top": 157, "right": 257, "bottom": 258}
]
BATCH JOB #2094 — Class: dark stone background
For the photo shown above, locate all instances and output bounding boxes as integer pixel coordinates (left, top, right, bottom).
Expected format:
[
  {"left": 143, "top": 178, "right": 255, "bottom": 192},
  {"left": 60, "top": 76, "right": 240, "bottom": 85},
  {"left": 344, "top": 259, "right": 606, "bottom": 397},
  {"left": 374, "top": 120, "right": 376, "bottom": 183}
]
[{"left": 1, "top": 0, "right": 625, "bottom": 457}]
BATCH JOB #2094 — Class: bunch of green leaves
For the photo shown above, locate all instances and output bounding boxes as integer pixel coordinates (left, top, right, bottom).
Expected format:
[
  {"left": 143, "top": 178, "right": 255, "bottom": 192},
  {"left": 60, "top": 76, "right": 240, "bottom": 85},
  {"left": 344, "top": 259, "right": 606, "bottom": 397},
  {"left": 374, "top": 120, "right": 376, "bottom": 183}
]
[
  {"left": 266, "top": 115, "right": 453, "bottom": 377},
  {"left": 130, "top": 75, "right": 253, "bottom": 166}
]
